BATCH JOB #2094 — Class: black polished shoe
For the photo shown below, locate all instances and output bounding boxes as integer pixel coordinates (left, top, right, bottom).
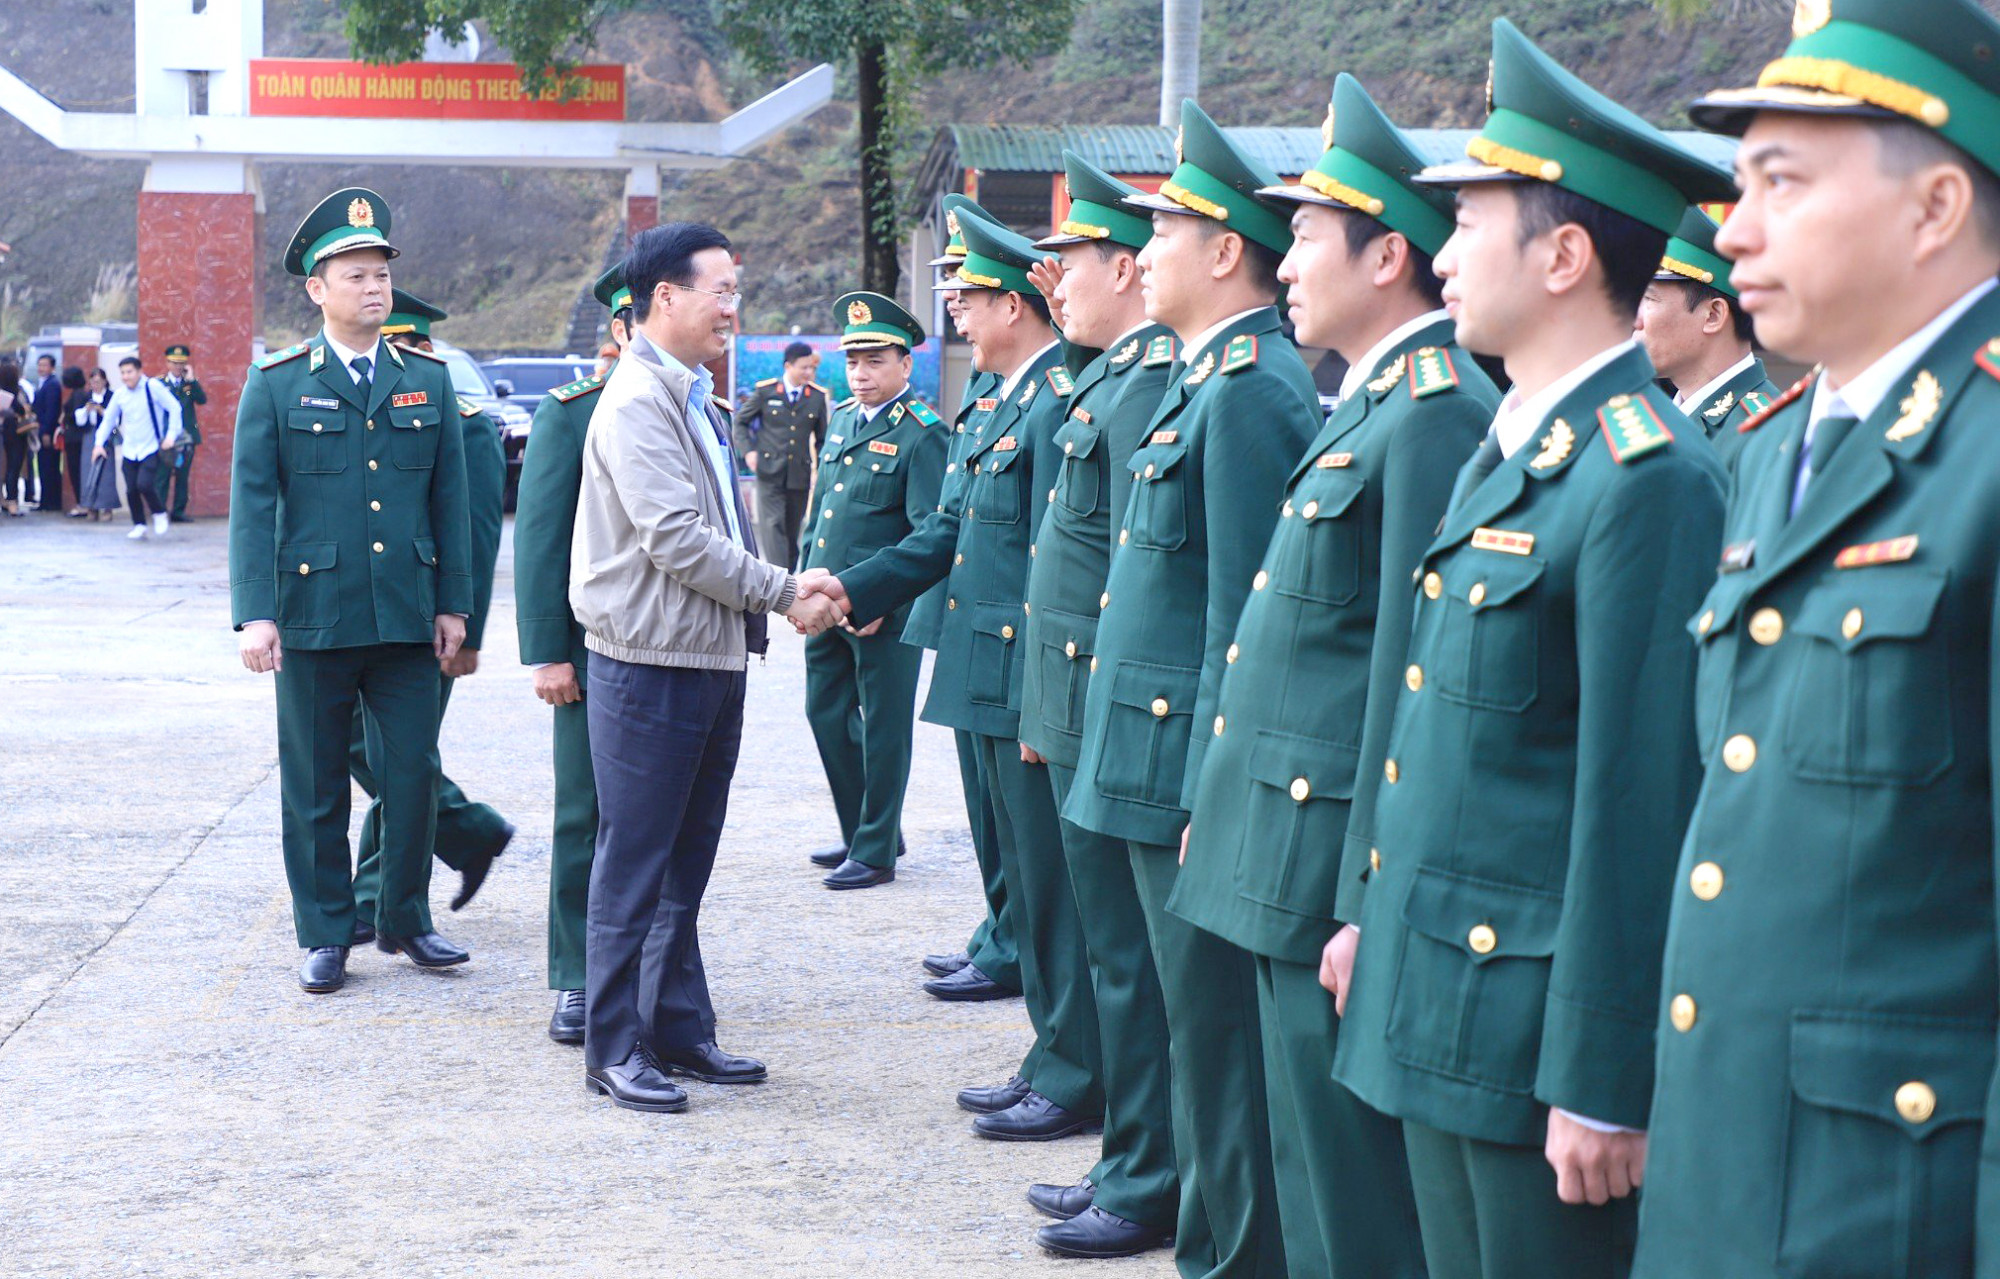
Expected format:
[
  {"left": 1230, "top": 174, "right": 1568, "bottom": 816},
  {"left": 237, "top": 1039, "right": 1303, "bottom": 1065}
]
[
  {"left": 1036, "top": 1206, "right": 1173, "bottom": 1259},
  {"left": 957, "top": 1073, "right": 1033, "bottom": 1115},
  {"left": 973, "top": 1091, "right": 1100, "bottom": 1142},
  {"left": 548, "top": 989, "right": 585, "bottom": 1045},
  {"left": 585, "top": 1045, "right": 689, "bottom": 1113},
  {"left": 351, "top": 917, "right": 376, "bottom": 947},
  {"left": 656, "top": 1040, "right": 767, "bottom": 1084},
  {"left": 922, "top": 950, "right": 971, "bottom": 977},
  {"left": 376, "top": 931, "right": 470, "bottom": 968},
  {"left": 451, "top": 821, "right": 514, "bottom": 911},
  {"left": 823, "top": 858, "right": 895, "bottom": 890},
  {"left": 169, "top": 513, "right": 192, "bottom": 524},
  {"left": 809, "top": 842, "right": 849, "bottom": 868},
  {"left": 299, "top": 946, "right": 348, "bottom": 994},
  {"left": 924, "top": 962, "right": 1017, "bottom": 1002},
  {"left": 1027, "top": 1177, "right": 1096, "bottom": 1220}
]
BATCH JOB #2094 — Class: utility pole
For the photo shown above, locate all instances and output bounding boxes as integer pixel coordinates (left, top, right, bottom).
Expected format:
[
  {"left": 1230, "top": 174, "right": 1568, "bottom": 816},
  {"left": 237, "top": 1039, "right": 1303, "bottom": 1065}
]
[{"left": 1160, "top": 0, "right": 1201, "bottom": 125}]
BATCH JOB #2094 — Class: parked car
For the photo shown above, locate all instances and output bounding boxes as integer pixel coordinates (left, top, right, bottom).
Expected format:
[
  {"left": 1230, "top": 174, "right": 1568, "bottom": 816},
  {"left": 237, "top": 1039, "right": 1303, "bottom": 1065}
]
[
  {"left": 431, "top": 340, "right": 535, "bottom": 510},
  {"left": 481, "top": 356, "right": 595, "bottom": 413}
]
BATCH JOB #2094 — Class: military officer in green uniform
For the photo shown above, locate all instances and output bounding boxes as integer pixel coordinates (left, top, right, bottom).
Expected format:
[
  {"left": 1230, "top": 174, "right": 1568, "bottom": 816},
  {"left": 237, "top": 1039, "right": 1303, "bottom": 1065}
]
[
  {"left": 158, "top": 344, "right": 204, "bottom": 521},
  {"left": 803, "top": 211, "right": 1107, "bottom": 1141},
  {"left": 732, "top": 342, "right": 830, "bottom": 568},
  {"left": 1167, "top": 75, "right": 1496, "bottom": 1279},
  {"left": 1324, "top": 24, "right": 1732, "bottom": 1279},
  {"left": 1634, "top": 204, "right": 1778, "bottom": 471},
  {"left": 348, "top": 288, "right": 514, "bottom": 939},
  {"left": 515, "top": 264, "right": 631, "bottom": 1044},
  {"left": 1063, "top": 99, "right": 1323, "bottom": 1279},
  {"left": 228, "top": 187, "right": 473, "bottom": 995},
  {"left": 798, "top": 293, "right": 948, "bottom": 890},
  {"left": 1013, "top": 151, "right": 1181, "bottom": 1260},
  {"left": 1635, "top": 2, "right": 2000, "bottom": 1273}
]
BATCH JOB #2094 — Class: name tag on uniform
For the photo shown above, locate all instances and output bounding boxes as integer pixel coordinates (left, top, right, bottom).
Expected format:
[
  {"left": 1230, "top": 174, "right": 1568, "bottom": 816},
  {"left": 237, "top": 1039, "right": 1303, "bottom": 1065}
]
[
  {"left": 827, "top": 434, "right": 844, "bottom": 445},
  {"left": 868, "top": 440, "right": 899, "bottom": 456},
  {"left": 1834, "top": 535, "right": 1918, "bottom": 569},
  {"left": 1471, "top": 527, "right": 1535, "bottom": 556},
  {"left": 767, "top": 398, "right": 785, "bottom": 407},
  {"left": 1316, "top": 452, "right": 1352, "bottom": 468},
  {"left": 975, "top": 398, "right": 1000, "bottom": 412},
  {"left": 1150, "top": 429, "right": 1178, "bottom": 445},
  {"left": 1719, "top": 541, "right": 1756, "bottom": 573},
  {"left": 390, "top": 391, "right": 429, "bottom": 407},
  {"left": 300, "top": 396, "right": 340, "bottom": 409},
  {"left": 993, "top": 436, "right": 1018, "bottom": 452}
]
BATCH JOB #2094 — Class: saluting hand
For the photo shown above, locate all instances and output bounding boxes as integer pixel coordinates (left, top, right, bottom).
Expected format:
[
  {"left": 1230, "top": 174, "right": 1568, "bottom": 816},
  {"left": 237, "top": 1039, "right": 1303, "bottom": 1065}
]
[
  {"left": 239, "top": 620, "right": 283, "bottom": 675},
  {"left": 1028, "top": 257, "right": 1068, "bottom": 332}
]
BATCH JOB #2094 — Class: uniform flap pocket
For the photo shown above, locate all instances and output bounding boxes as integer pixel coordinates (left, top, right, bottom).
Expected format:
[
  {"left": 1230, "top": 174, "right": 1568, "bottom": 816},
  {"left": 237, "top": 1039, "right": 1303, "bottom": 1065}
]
[
  {"left": 857, "top": 447, "right": 903, "bottom": 474},
  {"left": 1792, "top": 569, "right": 1947, "bottom": 651},
  {"left": 1107, "top": 660, "right": 1200, "bottom": 713},
  {"left": 1056, "top": 421, "right": 1101, "bottom": 458},
  {"left": 280, "top": 541, "right": 338, "bottom": 574},
  {"left": 1400, "top": 867, "right": 1563, "bottom": 963},
  {"left": 389, "top": 406, "right": 435, "bottom": 430},
  {"left": 1040, "top": 606, "right": 1099, "bottom": 655},
  {"left": 1789, "top": 1012, "right": 1994, "bottom": 1139},
  {"left": 1246, "top": 728, "right": 1358, "bottom": 802},
  {"left": 413, "top": 537, "right": 437, "bottom": 567},
  {"left": 1451, "top": 554, "right": 1545, "bottom": 609},
  {"left": 1296, "top": 473, "right": 1365, "bottom": 523},
  {"left": 1688, "top": 573, "right": 1755, "bottom": 642},
  {"left": 1132, "top": 440, "right": 1189, "bottom": 481},
  {"left": 971, "top": 600, "right": 1022, "bottom": 641},
  {"left": 286, "top": 409, "right": 345, "bottom": 434}
]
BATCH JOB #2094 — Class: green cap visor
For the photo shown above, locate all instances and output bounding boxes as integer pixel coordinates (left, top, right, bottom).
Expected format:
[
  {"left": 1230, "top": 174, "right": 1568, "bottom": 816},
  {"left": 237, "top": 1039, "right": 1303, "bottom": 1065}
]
[
  {"left": 593, "top": 264, "right": 631, "bottom": 313},
  {"left": 286, "top": 187, "right": 400, "bottom": 276},
  {"left": 382, "top": 287, "right": 446, "bottom": 338}
]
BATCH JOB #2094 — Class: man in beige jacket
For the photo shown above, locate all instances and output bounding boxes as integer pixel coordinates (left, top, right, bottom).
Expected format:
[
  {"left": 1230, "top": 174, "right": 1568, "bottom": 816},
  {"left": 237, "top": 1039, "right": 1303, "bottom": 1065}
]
[{"left": 571, "top": 221, "right": 841, "bottom": 1114}]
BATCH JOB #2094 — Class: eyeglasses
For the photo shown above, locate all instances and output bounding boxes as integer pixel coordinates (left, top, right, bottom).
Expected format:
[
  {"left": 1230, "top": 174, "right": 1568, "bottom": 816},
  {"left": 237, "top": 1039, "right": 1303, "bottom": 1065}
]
[{"left": 671, "top": 282, "right": 743, "bottom": 311}]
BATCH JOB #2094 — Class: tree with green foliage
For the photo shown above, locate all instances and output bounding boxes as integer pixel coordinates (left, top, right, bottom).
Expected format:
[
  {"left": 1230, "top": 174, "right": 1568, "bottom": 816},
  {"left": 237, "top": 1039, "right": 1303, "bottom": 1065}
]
[{"left": 341, "top": 0, "right": 635, "bottom": 94}]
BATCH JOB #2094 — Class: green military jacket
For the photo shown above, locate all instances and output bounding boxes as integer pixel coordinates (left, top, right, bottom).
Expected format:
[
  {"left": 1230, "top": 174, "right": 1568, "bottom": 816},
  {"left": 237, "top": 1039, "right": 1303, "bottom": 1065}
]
[
  {"left": 1065, "top": 308, "right": 1321, "bottom": 847},
  {"left": 842, "top": 342, "right": 1068, "bottom": 739},
  {"left": 903, "top": 370, "right": 1000, "bottom": 652},
  {"left": 165, "top": 374, "right": 206, "bottom": 445},
  {"left": 1332, "top": 343, "right": 1724, "bottom": 1147},
  {"left": 1172, "top": 322, "right": 1496, "bottom": 964},
  {"left": 1017, "top": 325, "right": 1177, "bottom": 767},
  {"left": 228, "top": 334, "right": 472, "bottom": 649},
  {"left": 514, "top": 370, "right": 604, "bottom": 686},
  {"left": 456, "top": 397, "right": 506, "bottom": 651},
  {"left": 731, "top": 376, "right": 829, "bottom": 490},
  {"left": 1635, "top": 287, "right": 2000, "bottom": 1279},
  {"left": 1684, "top": 356, "right": 1778, "bottom": 473},
  {"left": 800, "top": 386, "right": 949, "bottom": 637}
]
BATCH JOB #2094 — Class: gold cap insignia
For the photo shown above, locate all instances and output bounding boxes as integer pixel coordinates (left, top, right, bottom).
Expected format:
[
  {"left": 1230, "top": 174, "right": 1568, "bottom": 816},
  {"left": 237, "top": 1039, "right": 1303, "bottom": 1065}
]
[
  {"left": 1484, "top": 59, "right": 1496, "bottom": 116},
  {"left": 1174, "top": 128, "right": 1185, "bottom": 165},
  {"left": 1793, "top": 0, "right": 1831, "bottom": 37},
  {"left": 848, "top": 299, "right": 873, "bottom": 326},
  {"left": 946, "top": 209, "right": 961, "bottom": 237},
  {"left": 347, "top": 197, "right": 375, "bottom": 229},
  {"left": 1320, "top": 104, "right": 1336, "bottom": 152}
]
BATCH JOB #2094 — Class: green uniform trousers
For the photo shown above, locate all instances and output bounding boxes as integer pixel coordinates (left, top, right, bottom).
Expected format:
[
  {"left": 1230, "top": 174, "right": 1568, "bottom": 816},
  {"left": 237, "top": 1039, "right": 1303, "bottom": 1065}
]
[
  {"left": 978, "top": 734, "right": 1103, "bottom": 1116},
  {"left": 956, "top": 728, "right": 1022, "bottom": 992},
  {"left": 547, "top": 696, "right": 598, "bottom": 991},
  {"left": 1131, "top": 843, "right": 1277, "bottom": 1279},
  {"left": 276, "top": 643, "right": 440, "bottom": 947},
  {"left": 349, "top": 674, "right": 510, "bottom": 918},
  {"left": 1255, "top": 955, "right": 1427, "bottom": 1279},
  {"left": 804, "top": 626, "right": 922, "bottom": 870},
  {"left": 1050, "top": 764, "right": 1178, "bottom": 1232},
  {"left": 154, "top": 444, "right": 193, "bottom": 518},
  {"left": 1401, "top": 1121, "right": 1635, "bottom": 1279}
]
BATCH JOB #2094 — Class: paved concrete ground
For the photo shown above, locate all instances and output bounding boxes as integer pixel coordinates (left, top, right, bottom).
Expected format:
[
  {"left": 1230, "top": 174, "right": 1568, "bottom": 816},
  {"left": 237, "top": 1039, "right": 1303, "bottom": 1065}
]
[{"left": 0, "top": 515, "right": 1173, "bottom": 1278}]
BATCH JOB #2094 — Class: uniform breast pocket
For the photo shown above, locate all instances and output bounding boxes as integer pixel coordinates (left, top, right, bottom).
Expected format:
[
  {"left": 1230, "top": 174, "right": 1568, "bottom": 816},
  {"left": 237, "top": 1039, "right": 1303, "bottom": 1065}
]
[
  {"left": 1687, "top": 574, "right": 1754, "bottom": 755},
  {"left": 285, "top": 410, "right": 347, "bottom": 474},
  {"left": 1783, "top": 569, "right": 1951, "bottom": 786},
  {"left": 1385, "top": 867, "right": 1563, "bottom": 1095},
  {"left": 1273, "top": 474, "right": 1365, "bottom": 606},
  {"left": 1053, "top": 422, "right": 1103, "bottom": 521},
  {"left": 1429, "top": 553, "right": 1545, "bottom": 713},
  {"left": 389, "top": 407, "right": 439, "bottom": 470},
  {"left": 1233, "top": 728, "right": 1360, "bottom": 908},
  {"left": 973, "top": 445, "right": 1024, "bottom": 526},
  {"left": 277, "top": 542, "right": 340, "bottom": 628},
  {"left": 1125, "top": 441, "right": 1191, "bottom": 551},
  {"left": 853, "top": 450, "right": 903, "bottom": 507},
  {"left": 968, "top": 601, "right": 1022, "bottom": 707},
  {"left": 1775, "top": 1013, "right": 1990, "bottom": 1278},
  {"left": 1093, "top": 661, "right": 1200, "bottom": 810}
]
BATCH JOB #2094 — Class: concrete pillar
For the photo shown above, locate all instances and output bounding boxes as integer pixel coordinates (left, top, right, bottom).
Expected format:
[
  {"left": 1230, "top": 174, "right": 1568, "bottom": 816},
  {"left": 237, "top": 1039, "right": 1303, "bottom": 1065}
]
[{"left": 625, "top": 165, "right": 660, "bottom": 239}]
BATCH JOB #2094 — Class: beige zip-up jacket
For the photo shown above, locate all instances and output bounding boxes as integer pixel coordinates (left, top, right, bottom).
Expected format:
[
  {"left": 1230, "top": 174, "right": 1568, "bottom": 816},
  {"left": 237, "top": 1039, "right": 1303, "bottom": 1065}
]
[{"left": 570, "top": 336, "right": 797, "bottom": 669}]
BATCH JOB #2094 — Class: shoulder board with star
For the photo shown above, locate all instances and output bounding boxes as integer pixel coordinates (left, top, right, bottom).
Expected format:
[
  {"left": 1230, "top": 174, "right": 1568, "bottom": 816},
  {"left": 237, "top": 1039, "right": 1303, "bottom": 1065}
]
[
  {"left": 710, "top": 393, "right": 732, "bottom": 413},
  {"left": 1973, "top": 337, "right": 2000, "bottom": 385},
  {"left": 1142, "top": 335, "right": 1178, "bottom": 367},
  {"left": 1407, "top": 347, "right": 1461, "bottom": 399},
  {"left": 458, "top": 396, "right": 483, "bottom": 419},
  {"left": 1046, "top": 367, "right": 1074, "bottom": 397},
  {"left": 835, "top": 396, "right": 858, "bottom": 412},
  {"left": 1738, "top": 390, "right": 1773, "bottom": 417},
  {"left": 255, "top": 342, "right": 310, "bottom": 370},
  {"left": 906, "top": 399, "right": 941, "bottom": 427},
  {"left": 1597, "top": 392, "right": 1676, "bottom": 464},
  {"left": 1110, "top": 337, "right": 1144, "bottom": 366},
  {"left": 402, "top": 344, "right": 448, "bottom": 363},
  {"left": 550, "top": 374, "right": 604, "bottom": 403},
  {"left": 1738, "top": 371, "right": 1814, "bottom": 435},
  {"left": 1219, "top": 334, "right": 1259, "bottom": 375},
  {"left": 756, "top": 377, "right": 779, "bottom": 390}
]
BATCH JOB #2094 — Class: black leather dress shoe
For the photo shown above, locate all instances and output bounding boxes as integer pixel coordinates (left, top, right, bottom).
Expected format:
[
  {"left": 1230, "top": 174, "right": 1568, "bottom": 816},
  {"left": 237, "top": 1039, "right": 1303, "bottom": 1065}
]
[
  {"left": 823, "top": 858, "right": 895, "bottom": 890},
  {"left": 1027, "top": 1177, "right": 1096, "bottom": 1220},
  {"left": 376, "top": 931, "right": 470, "bottom": 968},
  {"left": 656, "top": 1040, "right": 767, "bottom": 1084},
  {"left": 585, "top": 1045, "right": 689, "bottom": 1113},
  {"left": 451, "top": 822, "right": 514, "bottom": 911},
  {"left": 1036, "top": 1206, "right": 1173, "bottom": 1258},
  {"left": 351, "top": 918, "right": 376, "bottom": 947},
  {"left": 957, "top": 1073, "right": 1033, "bottom": 1115},
  {"left": 809, "top": 842, "right": 849, "bottom": 868},
  {"left": 922, "top": 950, "right": 971, "bottom": 977},
  {"left": 924, "top": 962, "right": 1018, "bottom": 1002},
  {"left": 548, "top": 989, "right": 585, "bottom": 1045},
  {"left": 299, "top": 946, "right": 348, "bottom": 994},
  {"left": 973, "top": 1091, "right": 1100, "bottom": 1142}
]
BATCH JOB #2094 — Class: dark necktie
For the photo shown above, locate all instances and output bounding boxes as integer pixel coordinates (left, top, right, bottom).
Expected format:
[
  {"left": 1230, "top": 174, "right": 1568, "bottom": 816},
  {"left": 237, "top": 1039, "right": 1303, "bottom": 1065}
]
[
  {"left": 350, "top": 355, "right": 373, "bottom": 401},
  {"left": 1447, "top": 428, "right": 1505, "bottom": 513},
  {"left": 1791, "top": 414, "right": 1858, "bottom": 517},
  {"left": 787, "top": 387, "right": 798, "bottom": 404}
]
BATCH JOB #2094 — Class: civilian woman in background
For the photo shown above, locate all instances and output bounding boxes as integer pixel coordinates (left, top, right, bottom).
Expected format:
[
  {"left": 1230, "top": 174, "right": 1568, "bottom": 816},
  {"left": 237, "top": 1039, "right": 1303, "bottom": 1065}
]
[
  {"left": 75, "top": 368, "right": 119, "bottom": 521},
  {"left": 57, "top": 367, "right": 90, "bottom": 516},
  {"left": 0, "top": 360, "right": 28, "bottom": 516}
]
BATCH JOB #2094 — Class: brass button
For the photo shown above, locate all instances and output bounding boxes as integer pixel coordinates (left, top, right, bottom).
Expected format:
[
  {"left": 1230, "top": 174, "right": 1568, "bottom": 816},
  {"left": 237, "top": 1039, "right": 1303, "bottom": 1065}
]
[
  {"left": 1151, "top": 697, "right": 1170, "bottom": 718},
  {"left": 833, "top": 482, "right": 844, "bottom": 492},
  {"left": 1023, "top": 603, "right": 1032, "bottom": 615},
  {"left": 1064, "top": 640, "right": 1077, "bottom": 659},
  {"left": 971, "top": 462, "right": 980, "bottom": 474},
  {"left": 1215, "top": 715, "right": 1227, "bottom": 737},
  {"left": 1723, "top": 734, "right": 1757, "bottom": 773},
  {"left": 1090, "top": 656, "right": 1099, "bottom": 673},
  {"left": 297, "top": 563, "right": 310, "bottom": 575},
  {"left": 1064, "top": 440, "right": 1074, "bottom": 454},
  {"left": 954, "top": 553, "right": 963, "bottom": 565},
  {"left": 1670, "top": 994, "right": 1697, "bottom": 1032},
  {"left": 1423, "top": 571, "right": 1442, "bottom": 600},
  {"left": 1689, "top": 861, "right": 1724, "bottom": 900},
  {"left": 368, "top": 460, "right": 378, "bottom": 471},
  {"left": 1030, "top": 545, "right": 1037, "bottom": 557},
  {"left": 366, "top": 419, "right": 375, "bottom": 430},
  {"left": 1001, "top": 625, "right": 1014, "bottom": 640},
  {"left": 1100, "top": 592, "right": 1111, "bottom": 609},
  {"left": 1253, "top": 570, "right": 1269, "bottom": 591},
  {"left": 816, "top": 538, "right": 825, "bottom": 548},
  {"left": 1384, "top": 758, "right": 1399, "bottom": 784},
  {"left": 945, "top": 463, "right": 956, "bottom": 474},
  {"left": 843, "top": 456, "right": 853, "bottom": 466},
  {"left": 1302, "top": 499, "right": 1320, "bottom": 520},
  {"left": 1369, "top": 847, "right": 1381, "bottom": 873},
  {"left": 1289, "top": 777, "right": 1310, "bottom": 802},
  {"left": 823, "top": 508, "right": 834, "bottom": 519},
  {"left": 1142, "top": 462, "right": 1155, "bottom": 479},
  {"left": 1405, "top": 664, "right": 1423, "bottom": 692},
  {"left": 1697, "top": 609, "right": 1715, "bottom": 635},
  {"left": 1468, "top": 581, "right": 1487, "bottom": 607},
  {"left": 369, "top": 500, "right": 381, "bottom": 512},
  {"left": 1468, "top": 923, "right": 1497, "bottom": 954},
  {"left": 966, "top": 507, "right": 975, "bottom": 517},
  {"left": 372, "top": 541, "right": 384, "bottom": 553},
  {"left": 1895, "top": 1081, "right": 1937, "bottom": 1125},
  {"left": 1119, "top": 529, "right": 1129, "bottom": 545},
  {"left": 1282, "top": 501, "right": 1294, "bottom": 518},
  {"left": 872, "top": 463, "right": 882, "bottom": 472},
  {"left": 1226, "top": 642, "right": 1240, "bottom": 664},
  {"left": 1048, "top": 488, "right": 1056, "bottom": 504},
  {"left": 1842, "top": 607, "right": 1864, "bottom": 640},
  {"left": 947, "top": 599, "right": 957, "bottom": 610},
  {"left": 311, "top": 422, "right": 323, "bottom": 433},
  {"left": 1748, "top": 607, "right": 1784, "bottom": 645}
]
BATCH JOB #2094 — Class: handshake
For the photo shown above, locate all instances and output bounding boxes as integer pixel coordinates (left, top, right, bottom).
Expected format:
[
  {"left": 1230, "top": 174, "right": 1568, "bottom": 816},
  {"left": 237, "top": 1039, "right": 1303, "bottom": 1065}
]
[{"left": 785, "top": 568, "right": 884, "bottom": 637}]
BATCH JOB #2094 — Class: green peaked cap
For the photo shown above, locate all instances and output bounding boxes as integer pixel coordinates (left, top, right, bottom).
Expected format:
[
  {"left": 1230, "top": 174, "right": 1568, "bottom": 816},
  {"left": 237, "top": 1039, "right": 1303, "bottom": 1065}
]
[
  {"left": 1124, "top": 100, "right": 1294, "bottom": 253},
  {"left": 1259, "top": 73, "right": 1457, "bottom": 256},
  {"left": 1691, "top": 0, "right": 2000, "bottom": 180},
  {"left": 285, "top": 186, "right": 399, "bottom": 277},
  {"left": 1656, "top": 205, "right": 1739, "bottom": 298},
  {"left": 383, "top": 288, "right": 447, "bottom": 338},
  {"left": 1036, "top": 152, "right": 1154, "bottom": 251},
  {"left": 835, "top": 290, "right": 926, "bottom": 349},
  {"left": 930, "top": 193, "right": 992, "bottom": 268},
  {"left": 164, "top": 344, "right": 191, "bottom": 361},
  {"left": 934, "top": 209, "right": 1041, "bottom": 295},
  {"left": 593, "top": 264, "right": 632, "bottom": 313},
  {"left": 1418, "top": 20, "right": 1737, "bottom": 235}
]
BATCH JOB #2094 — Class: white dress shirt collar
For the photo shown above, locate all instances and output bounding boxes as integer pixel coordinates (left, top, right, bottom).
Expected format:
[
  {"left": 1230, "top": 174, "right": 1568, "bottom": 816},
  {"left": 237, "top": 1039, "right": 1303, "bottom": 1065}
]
[
  {"left": 1674, "top": 352, "right": 1757, "bottom": 413},
  {"left": 1491, "top": 339, "right": 1638, "bottom": 459},
  {"left": 999, "top": 339, "right": 1060, "bottom": 401},
  {"left": 320, "top": 330, "right": 383, "bottom": 383},
  {"left": 1339, "top": 309, "right": 1452, "bottom": 403}
]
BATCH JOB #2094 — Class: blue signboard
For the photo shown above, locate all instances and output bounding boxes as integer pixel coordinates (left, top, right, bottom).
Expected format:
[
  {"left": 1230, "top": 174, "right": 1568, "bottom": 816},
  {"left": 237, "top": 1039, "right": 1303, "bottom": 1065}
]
[{"left": 734, "top": 333, "right": 943, "bottom": 407}]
